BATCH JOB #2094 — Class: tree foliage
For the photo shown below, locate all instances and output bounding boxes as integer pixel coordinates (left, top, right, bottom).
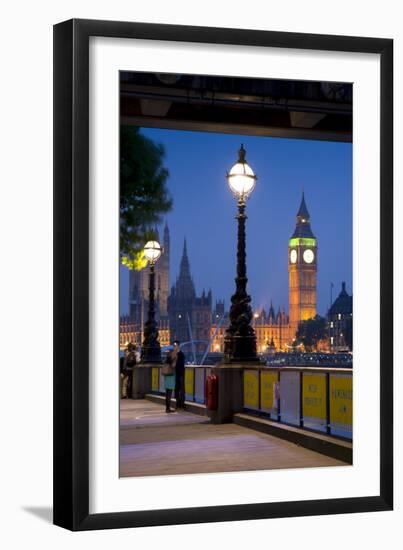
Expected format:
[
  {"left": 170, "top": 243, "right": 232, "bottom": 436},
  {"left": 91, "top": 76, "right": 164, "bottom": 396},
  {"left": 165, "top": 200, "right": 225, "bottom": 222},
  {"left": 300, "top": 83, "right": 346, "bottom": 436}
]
[
  {"left": 296, "top": 315, "right": 327, "bottom": 351},
  {"left": 120, "top": 126, "right": 172, "bottom": 269}
]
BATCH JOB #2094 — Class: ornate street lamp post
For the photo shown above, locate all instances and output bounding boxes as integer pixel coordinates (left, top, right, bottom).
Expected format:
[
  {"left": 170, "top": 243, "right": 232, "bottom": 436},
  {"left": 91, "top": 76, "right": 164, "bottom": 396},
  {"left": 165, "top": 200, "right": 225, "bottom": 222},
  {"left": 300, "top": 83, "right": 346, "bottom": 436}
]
[
  {"left": 224, "top": 145, "right": 259, "bottom": 363},
  {"left": 141, "top": 240, "right": 162, "bottom": 363}
]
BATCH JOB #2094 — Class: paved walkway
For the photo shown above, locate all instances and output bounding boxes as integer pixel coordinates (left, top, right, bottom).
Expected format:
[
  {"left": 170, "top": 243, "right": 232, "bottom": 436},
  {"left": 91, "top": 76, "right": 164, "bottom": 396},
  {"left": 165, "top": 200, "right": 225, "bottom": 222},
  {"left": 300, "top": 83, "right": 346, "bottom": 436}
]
[{"left": 120, "top": 399, "right": 347, "bottom": 478}]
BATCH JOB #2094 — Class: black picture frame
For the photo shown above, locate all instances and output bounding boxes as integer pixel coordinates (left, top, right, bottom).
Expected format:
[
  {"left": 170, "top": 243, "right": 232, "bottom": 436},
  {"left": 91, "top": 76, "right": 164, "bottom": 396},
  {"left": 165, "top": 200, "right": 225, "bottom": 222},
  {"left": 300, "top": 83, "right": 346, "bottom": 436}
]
[{"left": 53, "top": 18, "right": 393, "bottom": 531}]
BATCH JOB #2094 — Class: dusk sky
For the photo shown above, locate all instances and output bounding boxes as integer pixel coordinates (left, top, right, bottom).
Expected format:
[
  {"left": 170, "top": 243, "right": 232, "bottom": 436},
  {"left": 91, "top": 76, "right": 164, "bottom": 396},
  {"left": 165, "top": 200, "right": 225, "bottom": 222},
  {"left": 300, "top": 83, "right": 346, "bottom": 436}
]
[{"left": 120, "top": 128, "right": 352, "bottom": 317}]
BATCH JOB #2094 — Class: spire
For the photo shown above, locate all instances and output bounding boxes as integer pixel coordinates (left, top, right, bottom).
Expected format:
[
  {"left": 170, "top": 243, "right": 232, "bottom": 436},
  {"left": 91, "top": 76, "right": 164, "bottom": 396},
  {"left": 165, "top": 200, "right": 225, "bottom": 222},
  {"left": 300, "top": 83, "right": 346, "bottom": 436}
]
[
  {"left": 179, "top": 238, "right": 190, "bottom": 275},
  {"left": 163, "top": 220, "right": 170, "bottom": 250},
  {"left": 269, "top": 300, "right": 275, "bottom": 321},
  {"left": 297, "top": 191, "right": 310, "bottom": 220},
  {"left": 291, "top": 191, "right": 315, "bottom": 239},
  {"left": 176, "top": 237, "right": 195, "bottom": 299}
]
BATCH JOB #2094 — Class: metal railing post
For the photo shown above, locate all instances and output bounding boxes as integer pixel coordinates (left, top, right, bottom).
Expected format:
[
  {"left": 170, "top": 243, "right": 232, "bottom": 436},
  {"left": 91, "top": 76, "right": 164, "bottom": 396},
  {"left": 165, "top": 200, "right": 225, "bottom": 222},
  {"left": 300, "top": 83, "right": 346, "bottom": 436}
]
[
  {"left": 326, "top": 372, "right": 331, "bottom": 434},
  {"left": 258, "top": 367, "right": 261, "bottom": 413},
  {"left": 299, "top": 371, "right": 304, "bottom": 428}
]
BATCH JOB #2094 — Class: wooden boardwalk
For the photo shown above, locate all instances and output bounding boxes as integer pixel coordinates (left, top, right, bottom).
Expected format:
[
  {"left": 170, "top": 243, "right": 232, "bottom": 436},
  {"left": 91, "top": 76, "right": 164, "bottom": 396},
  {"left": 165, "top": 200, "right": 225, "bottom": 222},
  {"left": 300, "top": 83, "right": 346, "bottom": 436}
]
[{"left": 120, "top": 399, "right": 348, "bottom": 478}]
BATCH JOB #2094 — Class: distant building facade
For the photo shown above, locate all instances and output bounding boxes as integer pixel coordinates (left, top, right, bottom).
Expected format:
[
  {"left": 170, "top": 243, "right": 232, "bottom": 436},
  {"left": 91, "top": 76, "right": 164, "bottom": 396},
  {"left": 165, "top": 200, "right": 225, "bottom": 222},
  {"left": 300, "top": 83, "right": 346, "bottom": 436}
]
[
  {"left": 168, "top": 239, "right": 212, "bottom": 355},
  {"left": 120, "top": 315, "right": 170, "bottom": 350},
  {"left": 328, "top": 282, "right": 353, "bottom": 351},
  {"left": 254, "top": 305, "right": 291, "bottom": 353},
  {"left": 211, "top": 303, "right": 291, "bottom": 353}
]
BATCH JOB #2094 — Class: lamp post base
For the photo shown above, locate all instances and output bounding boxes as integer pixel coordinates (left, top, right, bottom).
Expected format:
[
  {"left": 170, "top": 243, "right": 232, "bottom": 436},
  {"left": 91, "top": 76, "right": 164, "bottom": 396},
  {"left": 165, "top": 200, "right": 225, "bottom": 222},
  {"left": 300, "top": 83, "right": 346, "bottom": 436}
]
[
  {"left": 131, "top": 364, "right": 155, "bottom": 399},
  {"left": 224, "top": 334, "right": 260, "bottom": 363},
  {"left": 140, "top": 346, "right": 162, "bottom": 364},
  {"left": 208, "top": 361, "right": 260, "bottom": 424}
]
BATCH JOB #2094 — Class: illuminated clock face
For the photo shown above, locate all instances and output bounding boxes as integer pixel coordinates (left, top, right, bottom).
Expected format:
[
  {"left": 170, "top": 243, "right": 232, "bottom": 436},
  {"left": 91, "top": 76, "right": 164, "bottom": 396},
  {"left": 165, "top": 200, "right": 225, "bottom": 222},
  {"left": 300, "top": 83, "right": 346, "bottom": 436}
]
[
  {"left": 303, "top": 249, "right": 315, "bottom": 264},
  {"left": 290, "top": 249, "right": 297, "bottom": 264}
]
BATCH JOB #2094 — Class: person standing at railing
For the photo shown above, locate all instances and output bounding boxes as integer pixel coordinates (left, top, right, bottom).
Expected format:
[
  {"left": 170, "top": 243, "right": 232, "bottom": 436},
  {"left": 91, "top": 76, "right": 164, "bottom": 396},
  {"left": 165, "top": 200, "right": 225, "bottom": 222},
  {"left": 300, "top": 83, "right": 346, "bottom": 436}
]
[
  {"left": 174, "top": 340, "right": 186, "bottom": 410},
  {"left": 121, "top": 342, "right": 137, "bottom": 398},
  {"left": 162, "top": 348, "right": 176, "bottom": 413}
]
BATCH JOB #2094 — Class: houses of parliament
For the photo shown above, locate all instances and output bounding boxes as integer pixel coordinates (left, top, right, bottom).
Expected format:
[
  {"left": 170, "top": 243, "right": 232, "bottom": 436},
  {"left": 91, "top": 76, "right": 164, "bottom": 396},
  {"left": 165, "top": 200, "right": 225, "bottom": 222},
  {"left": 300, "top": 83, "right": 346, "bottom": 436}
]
[{"left": 120, "top": 193, "right": 318, "bottom": 354}]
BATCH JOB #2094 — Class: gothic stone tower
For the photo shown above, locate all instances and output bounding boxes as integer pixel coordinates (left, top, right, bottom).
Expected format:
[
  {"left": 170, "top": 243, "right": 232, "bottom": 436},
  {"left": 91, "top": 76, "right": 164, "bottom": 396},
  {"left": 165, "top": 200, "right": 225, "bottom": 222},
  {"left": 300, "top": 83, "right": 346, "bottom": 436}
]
[
  {"left": 168, "top": 238, "right": 196, "bottom": 346},
  {"left": 168, "top": 239, "right": 212, "bottom": 354},
  {"left": 288, "top": 192, "right": 317, "bottom": 337}
]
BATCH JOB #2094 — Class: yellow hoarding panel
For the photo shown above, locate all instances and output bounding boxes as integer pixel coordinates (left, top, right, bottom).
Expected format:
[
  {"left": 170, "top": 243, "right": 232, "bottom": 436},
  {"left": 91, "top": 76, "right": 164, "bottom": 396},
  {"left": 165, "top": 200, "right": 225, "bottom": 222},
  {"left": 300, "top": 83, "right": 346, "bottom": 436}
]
[
  {"left": 244, "top": 370, "right": 259, "bottom": 410},
  {"left": 261, "top": 370, "right": 278, "bottom": 411},
  {"left": 185, "top": 368, "right": 194, "bottom": 399},
  {"left": 302, "top": 373, "right": 326, "bottom": 420},
  {"left": 330, "top": 374, "right": 352, "bottom": 428},
  {"left": 151, "top": 367, "right": 159, "bottom": 392}
]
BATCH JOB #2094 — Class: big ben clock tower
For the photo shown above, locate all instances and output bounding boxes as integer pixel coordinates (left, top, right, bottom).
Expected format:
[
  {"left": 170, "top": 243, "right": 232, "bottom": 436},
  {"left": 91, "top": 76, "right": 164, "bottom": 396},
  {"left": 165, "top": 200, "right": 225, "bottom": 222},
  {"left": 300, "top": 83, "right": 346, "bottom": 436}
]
[{"left": 288, "top": 192, "right": 317, "bottom": 337}]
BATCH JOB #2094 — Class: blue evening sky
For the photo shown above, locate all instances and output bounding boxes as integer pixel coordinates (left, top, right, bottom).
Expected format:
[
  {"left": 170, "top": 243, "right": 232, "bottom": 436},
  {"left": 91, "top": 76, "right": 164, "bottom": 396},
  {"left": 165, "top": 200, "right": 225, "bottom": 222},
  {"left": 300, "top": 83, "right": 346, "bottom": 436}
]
[{"left": 120, "top": 128, "right": 352, "bottom": 317}]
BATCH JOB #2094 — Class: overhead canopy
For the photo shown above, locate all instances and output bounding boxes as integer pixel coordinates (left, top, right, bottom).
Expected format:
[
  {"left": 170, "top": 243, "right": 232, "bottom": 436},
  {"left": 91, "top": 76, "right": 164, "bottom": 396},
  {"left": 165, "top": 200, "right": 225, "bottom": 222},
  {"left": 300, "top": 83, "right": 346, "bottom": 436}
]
[{"left": 120, "top": 72, "right": 352, "bottom": 142}]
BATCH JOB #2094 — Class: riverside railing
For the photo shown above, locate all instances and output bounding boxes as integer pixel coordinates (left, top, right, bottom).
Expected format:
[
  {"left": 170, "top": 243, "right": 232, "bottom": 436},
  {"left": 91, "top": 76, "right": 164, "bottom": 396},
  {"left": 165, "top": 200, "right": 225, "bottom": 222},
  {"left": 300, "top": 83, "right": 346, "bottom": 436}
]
[
  {"left": 243, "top": 366, "right": 352, "bottom": 440},
  {"left": 150, "top": 364, "right": 352, "bottom": 440},
  {"left": 151, "top": 365, "right": 212, "bottom": 404}
]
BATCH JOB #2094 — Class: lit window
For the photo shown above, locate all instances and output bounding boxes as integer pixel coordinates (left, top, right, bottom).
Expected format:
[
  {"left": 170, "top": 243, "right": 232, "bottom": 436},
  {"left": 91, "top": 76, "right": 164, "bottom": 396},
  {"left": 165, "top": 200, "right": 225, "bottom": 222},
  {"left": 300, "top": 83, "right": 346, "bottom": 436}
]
[
  {"left": 330, "top": 337, "right": 334, "bottom": 345},
  {"left": 330, "top": 322, "right": 334, "bottom": 328},
  {"left": 338, "top": 314, "right": 341, "bottom": 320}
]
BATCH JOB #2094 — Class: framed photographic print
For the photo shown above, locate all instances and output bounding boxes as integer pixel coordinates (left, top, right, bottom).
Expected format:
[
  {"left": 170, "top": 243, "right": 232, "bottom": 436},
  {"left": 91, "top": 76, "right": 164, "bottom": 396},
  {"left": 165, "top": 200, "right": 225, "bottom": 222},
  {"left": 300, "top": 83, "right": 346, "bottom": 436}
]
[{"left": 53, "top": 19, "right": 393, "bottom": 530}]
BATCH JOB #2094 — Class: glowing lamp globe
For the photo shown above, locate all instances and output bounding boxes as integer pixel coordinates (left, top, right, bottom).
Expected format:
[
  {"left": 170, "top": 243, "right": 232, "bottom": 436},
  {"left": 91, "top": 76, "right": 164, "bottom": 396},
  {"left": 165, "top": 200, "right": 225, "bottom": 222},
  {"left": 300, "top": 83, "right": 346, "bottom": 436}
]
[
  {"left": 227, "top": 145, "right": 257, "bottom": 199},
  {"left": 144, "top": 240, "right": 161, "bottom": 264}
]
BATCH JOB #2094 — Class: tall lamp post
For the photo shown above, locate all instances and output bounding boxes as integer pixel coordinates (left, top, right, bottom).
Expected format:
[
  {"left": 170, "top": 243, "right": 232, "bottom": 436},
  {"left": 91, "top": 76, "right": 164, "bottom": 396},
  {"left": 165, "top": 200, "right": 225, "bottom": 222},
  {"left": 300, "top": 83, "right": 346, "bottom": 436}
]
[
  {"left": 141, "top": 240, "right": 162, "bottom": 363},
  {"left": 224, "top": 145, "right": 259, "bottom": 362}
]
